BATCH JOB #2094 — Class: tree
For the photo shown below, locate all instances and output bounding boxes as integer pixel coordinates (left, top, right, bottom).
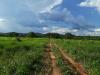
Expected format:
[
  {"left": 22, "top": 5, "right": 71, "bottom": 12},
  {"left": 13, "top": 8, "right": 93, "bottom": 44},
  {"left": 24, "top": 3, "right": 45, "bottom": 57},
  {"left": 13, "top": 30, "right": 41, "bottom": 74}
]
[
  {"left": 27, "top": 32, "right": 37, "bottom": 38},
  {"left": 64, "top": 33, "right": 75, "bottom": 39},
  {"left": 46, "top": 33, "right": 64, "bottom": 38},
  {"left": 7, "top": 32, "right": 19, "bottom": 37}
]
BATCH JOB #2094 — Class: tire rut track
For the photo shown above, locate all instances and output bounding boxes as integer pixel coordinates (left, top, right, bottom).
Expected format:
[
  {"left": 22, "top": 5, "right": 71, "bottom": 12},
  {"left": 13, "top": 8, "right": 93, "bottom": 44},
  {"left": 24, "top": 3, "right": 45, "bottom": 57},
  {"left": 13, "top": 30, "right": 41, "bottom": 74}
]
[
  {"left": 51, "top": 40, "right": 88, "bottom": 75},
  {"left": 45, "top": 42, "right": 61, "bottom": 75}
]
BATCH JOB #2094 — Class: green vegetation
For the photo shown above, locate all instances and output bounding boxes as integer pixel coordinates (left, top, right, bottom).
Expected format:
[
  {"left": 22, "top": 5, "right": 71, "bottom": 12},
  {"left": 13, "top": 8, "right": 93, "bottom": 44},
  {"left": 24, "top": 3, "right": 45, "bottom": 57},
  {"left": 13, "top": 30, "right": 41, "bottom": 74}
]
[
  {"left": 0, "top": 37, "right": 48, "bottom": 75},
  {"left": 52, "top": 46, "right": 77, "bottom": 75},
  {"left": 0, "top": 36, "right": 99, "bottom": 75},
  {"left": 54, "top": 39, "right": 100, "bottom": 75},
  {"left": 0, "top": 32, "right": 100, "bottom": 40}
]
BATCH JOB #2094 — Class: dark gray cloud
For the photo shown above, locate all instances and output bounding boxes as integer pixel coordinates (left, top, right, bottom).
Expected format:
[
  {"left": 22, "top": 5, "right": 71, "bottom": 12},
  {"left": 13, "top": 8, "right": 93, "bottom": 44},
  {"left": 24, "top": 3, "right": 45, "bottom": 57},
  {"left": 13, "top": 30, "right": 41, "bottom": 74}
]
[{"left": 39, "top": 6, "right": 95, "bottom": 33}]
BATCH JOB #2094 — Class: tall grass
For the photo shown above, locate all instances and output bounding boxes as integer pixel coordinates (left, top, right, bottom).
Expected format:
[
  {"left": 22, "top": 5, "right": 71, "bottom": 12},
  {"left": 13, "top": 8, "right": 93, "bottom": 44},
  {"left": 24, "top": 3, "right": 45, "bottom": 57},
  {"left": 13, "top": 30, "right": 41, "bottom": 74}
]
[
  {"left": 54, "top": 39, "right": 100, "bottom": 75},
  {"left": 0, "top": 37, "right": 47, "bottom": 75}
]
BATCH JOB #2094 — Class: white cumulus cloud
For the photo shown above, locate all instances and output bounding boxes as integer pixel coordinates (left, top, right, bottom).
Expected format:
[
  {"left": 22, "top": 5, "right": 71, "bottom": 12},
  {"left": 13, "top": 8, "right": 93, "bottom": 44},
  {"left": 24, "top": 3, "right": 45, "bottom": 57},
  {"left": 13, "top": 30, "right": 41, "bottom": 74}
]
[
  {"left": 85, "top": 28, "right": 100, "bottom": 36},
  {"left": 25, "top": 0, "right": 63, "bottom": 13},
  {"left": 0, "top": 0, "right": 63, "bottom": 32},
  {"left": 0, "top": 18, "right": 38, "bottom": 33},
  {"left": 79, "top": 0, "right": 100, "bottom": 13},
  {"left": 50, "top": 26, "right": 78, "bottom": 34},
  {"left": 94, "top": 28, "right": 100, "bottom": 32}
]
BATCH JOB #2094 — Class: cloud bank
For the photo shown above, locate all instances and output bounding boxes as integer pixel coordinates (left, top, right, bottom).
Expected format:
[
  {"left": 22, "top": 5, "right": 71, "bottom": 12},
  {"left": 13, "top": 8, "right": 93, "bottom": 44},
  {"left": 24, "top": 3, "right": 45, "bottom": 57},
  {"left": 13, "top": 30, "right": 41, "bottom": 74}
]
[
  {"left": 40, "top": 7, "right": 94, "bottom": 34},
  {"left": 25, "top": 0, "right": 63, "bottom": 13},
  {"left": 79, "top": 0, "right": 100, "bottom": 13},
  {"left": 0, "top": 0, "right": 98, "bottom": 35},
  {"left": 0, "top": 0, "right": 63, "bottom": 33}
]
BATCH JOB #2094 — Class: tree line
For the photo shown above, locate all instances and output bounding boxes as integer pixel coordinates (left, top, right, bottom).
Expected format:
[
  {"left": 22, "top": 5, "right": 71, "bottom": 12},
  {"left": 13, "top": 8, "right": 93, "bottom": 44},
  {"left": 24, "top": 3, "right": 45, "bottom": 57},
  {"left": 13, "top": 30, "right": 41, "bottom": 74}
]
[{"left": 0, "top": 32, "right": 100, "bottom": 40}]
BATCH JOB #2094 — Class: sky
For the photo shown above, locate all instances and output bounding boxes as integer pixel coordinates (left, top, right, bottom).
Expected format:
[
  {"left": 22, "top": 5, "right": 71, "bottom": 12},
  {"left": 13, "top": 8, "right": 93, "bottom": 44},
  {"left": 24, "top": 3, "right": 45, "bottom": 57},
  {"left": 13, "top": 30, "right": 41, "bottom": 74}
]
[{"left": 0, "top": 0, "right": 100, "bottom": 36}]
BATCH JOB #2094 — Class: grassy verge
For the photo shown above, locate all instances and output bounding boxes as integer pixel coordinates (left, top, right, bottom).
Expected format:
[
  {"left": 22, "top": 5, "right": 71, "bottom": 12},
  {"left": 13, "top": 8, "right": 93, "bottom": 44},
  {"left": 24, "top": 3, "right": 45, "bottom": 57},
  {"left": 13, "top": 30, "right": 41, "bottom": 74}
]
[{"left": 54, "top": 39, "right": 100, "bottom": 75}]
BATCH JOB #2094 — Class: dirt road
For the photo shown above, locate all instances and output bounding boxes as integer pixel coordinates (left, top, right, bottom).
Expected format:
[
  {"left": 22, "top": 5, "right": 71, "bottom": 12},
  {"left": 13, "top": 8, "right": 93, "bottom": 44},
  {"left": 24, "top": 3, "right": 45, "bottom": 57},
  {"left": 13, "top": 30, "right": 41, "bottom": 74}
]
[
  {"left": 52, "top": 42, "right": 88, "bottom": 75},
  {"left": 47, "top": 43, "right": 61, "bottom": 75}
]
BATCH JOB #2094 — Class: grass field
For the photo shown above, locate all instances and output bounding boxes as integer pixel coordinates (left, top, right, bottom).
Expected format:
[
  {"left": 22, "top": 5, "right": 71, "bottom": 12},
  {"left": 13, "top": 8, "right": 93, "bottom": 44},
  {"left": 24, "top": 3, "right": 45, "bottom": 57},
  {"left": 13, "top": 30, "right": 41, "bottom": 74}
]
[
  {"left": 0, "top": 37, "right": 99, "bottom": 75},
  {"left": 54, "top": 39, "right": 100, "bottom": 75},
  {"left": 0, "top": 37, "right": 48, "bottom": 75}
]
